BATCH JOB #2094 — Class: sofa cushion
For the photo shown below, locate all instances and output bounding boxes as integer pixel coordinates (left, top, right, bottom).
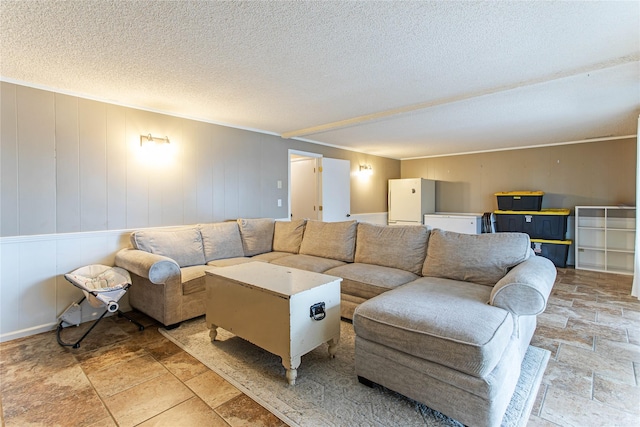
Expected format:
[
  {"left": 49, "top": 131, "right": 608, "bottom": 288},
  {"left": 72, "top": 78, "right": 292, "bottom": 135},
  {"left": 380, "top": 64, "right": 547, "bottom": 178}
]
[
  {"left": 353, "top": 278, "right": 514, "bottom": 378},
  {"left": 251, "top": 251, "right": 293, "bottom": 262},
  {"left": 180, "top": 265, "right": 210, "bottom": 295},
  {"left": 271, "top": 254, "right": 346, "bottom": 273},
  {"left": 206, "top": 257, "right": 255, "bottom": 267},
  {"left": 237, "top": 218, "right": 275, "bottom": 256},
  {"left": 355, "top": 223, "right": 429, "bottom": 275},
  {"left": 198, "top": 222, "right": 245, "bottom": 262},
  {"left": 422, "top": 229, "right": 531, "bottom": 285},
  {"left": 325, "top": 263, "right": 418, "bottom": 300},
  {"left": 131, "top": 227, "right": 206, "bottom": 268},
  {"left": 299, "top": 220, "right": 357, "bottom": 262},
  {"left": 272, "top": 219, "right": 306, "bottom": 254}
]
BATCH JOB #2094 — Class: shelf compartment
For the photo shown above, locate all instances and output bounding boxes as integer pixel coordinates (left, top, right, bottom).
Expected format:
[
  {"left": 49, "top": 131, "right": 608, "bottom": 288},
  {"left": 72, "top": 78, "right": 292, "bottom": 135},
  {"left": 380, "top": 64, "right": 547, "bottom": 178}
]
[
  {"left": 576, "top": 248, "right": 606, "bottom": 269},
  {"left": 576, "top": 209, "right": 605, "bottom": 228},
  {"left": 606, "top": 229, "right": 636, "bottom": 252},
  {"left": 607, "top": 252, "right": 634, "bottom": 274},
  {"left": 606, "top": 210, "right": 635, "bottom": 230},
  {"left": 576, "top": 228, "right": 605, "bottom": 248}
]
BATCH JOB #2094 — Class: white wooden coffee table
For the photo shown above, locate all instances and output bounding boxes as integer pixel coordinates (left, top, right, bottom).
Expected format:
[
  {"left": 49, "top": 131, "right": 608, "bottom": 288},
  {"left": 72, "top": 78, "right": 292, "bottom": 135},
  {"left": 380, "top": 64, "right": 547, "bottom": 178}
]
[{"left": 205, "top": 262, "right": 341, "bottom": 385}]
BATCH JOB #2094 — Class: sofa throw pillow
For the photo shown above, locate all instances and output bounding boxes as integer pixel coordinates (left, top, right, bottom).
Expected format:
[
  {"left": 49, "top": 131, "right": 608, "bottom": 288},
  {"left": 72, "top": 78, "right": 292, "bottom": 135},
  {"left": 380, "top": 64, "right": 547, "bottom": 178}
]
[
  {"left": 272, "top": 219, "right": 306, "bottom": 254},
  {"left": 422, "top": 229, "right": 531, "bottom": 285},
  {"left": 299, "top": 220, "right": 357, "bottom": 262},
  {"left": 237, "top": 218, "right": 275, "bottom": 256},
  {"left": 354, "top": 222, "right": 429, "bottom": 275},
  {"left": 198, "top": 222, "right": 245, "bottom": 262},
  {"left": 131, "top": 227, "right": 206, "bottom": 268}
]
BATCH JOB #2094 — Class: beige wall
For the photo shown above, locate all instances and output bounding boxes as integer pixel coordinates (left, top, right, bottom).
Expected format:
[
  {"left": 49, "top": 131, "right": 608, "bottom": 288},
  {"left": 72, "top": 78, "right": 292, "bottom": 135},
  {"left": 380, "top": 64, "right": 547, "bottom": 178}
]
[
  {"left": 0, "top": 82, "right": 399, "bottom": 237},
  {"left": 401, "top": 138, "right": 636, "bottom": 214}
]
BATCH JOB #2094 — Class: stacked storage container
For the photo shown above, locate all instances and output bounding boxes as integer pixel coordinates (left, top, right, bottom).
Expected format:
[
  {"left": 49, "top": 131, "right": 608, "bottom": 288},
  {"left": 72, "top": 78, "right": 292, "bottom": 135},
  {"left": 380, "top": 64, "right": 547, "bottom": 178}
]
[{"left": 494, "top": 191, "right": 571, "bottom": 267}]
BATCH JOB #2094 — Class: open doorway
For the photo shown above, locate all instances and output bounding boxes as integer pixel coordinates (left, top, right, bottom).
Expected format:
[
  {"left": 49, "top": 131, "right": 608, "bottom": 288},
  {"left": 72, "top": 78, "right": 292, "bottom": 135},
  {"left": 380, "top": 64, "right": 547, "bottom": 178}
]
[
  {"left": 288, "top": 150, "right": 351, "bottom": 222},
  {"left": 289, "top": 151, "right": 321, "bottom": 221}
]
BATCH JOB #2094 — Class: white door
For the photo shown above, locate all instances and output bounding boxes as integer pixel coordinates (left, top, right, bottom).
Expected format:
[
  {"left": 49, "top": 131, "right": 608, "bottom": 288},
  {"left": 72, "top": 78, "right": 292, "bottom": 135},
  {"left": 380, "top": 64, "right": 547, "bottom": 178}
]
[
  {"left": 319, "top": 158, "right": 351, "bottom": 222},
  {"left": 291, "top": 158, "right": 319, "bottom": 220}
]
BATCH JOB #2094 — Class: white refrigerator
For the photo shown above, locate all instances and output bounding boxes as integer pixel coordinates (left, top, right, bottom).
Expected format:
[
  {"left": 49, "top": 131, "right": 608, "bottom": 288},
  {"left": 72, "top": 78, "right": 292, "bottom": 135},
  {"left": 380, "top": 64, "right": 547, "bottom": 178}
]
[{"left": 388, "top": 178, "right": 436, "bottom": 225}]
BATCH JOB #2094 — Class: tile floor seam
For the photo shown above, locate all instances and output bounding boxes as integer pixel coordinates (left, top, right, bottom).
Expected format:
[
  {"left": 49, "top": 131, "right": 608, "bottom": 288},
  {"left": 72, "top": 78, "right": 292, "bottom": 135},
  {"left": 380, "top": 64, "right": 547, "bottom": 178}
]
[
  {"left": 544, "top": 377, "right": 639, "bottom": 417},
  {"left": 85, "top": 352, "right": 171, "bottom": 399},
  {"left": 159, "top": 357, "right": 210, "bottom": 408},
  {"left": 589, "top": 388, "right": 640, "bottom": 418},
  {"left": 534, "top": 383, "right": 548, "bottom": 417},
  {"left": 95, "top": 391, "right": 119, "bottom": 426},
  {"left": 153, "top": 351, "right": 238, "bottom": 425},
  {"left": 75, "top": 360, "right": 119, "bottom": 427},
  {"left": 553, "top": 342, "right": 562, "bottom": 361},
  {"left": 110, "top": 367, "right": 173, "bottom": 400}
]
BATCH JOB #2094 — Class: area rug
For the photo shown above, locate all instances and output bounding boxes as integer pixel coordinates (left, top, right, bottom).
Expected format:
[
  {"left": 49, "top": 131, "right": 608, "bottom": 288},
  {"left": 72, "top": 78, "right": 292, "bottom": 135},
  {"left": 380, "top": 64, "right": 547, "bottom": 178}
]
[{"left": 160, "top": 318, "right": 549, "bottom": 427}]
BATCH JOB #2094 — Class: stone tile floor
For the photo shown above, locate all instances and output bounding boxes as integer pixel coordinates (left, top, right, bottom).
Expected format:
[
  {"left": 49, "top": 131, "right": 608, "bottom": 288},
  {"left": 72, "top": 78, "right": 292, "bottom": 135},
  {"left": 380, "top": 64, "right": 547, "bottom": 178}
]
[{"left": 0, "top": 267, "right": 638, "bottom": 426}]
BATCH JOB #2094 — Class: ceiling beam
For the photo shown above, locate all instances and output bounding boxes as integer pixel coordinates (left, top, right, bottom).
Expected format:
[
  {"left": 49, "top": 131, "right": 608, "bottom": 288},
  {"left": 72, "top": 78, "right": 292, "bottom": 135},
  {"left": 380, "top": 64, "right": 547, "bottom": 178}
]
[{"left": 281, "top": 55, "right": 639, "bottom": 140}]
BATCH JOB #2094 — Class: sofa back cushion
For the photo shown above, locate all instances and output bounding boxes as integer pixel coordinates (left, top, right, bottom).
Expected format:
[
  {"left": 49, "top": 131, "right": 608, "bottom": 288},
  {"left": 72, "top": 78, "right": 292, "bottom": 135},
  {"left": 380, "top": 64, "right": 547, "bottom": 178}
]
[
  {"left": 355, "top": 223, "right": 429, "bottom": 275},
  {"left": 131, "top": 227, "right": 206, "bottom": 267},
  {"left": 299, "top": 220, "right": 357, "bottom": 262},
  {"left": 198, "top": 222, "right": 245, "bottom": 262},
  {"left": 237, "top": 218, "right": 275, "bottom": 256},
  {"left": 272, "top": 219, "right": 306, "bottom": 254},
  {"left": 422, "top": 229, "right": 531, "bottom": 285}
]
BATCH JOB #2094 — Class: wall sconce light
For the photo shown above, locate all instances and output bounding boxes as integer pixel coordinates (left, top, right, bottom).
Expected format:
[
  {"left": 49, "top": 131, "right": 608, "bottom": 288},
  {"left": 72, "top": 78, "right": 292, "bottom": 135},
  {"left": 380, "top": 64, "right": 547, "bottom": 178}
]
[
  {"left": 359, "top": 164, "right": 373, "bottom": 176},
  {"left": 140, "top": 133, "right": 170, "bottom": 147}
]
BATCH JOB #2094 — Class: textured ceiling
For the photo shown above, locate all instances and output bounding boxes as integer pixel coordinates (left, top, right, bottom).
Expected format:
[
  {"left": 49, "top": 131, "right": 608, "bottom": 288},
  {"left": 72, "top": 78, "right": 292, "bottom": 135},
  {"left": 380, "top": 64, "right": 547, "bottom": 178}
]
[{"left": 1, "top": 1, "right": 638, "bottom": 159}]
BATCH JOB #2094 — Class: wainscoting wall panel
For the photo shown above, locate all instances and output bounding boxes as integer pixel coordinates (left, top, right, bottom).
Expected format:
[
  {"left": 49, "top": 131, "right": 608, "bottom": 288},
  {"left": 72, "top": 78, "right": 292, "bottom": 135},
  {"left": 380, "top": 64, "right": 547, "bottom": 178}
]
[{"left": 0, "top": 230, "right": 132, "bottom": 342}]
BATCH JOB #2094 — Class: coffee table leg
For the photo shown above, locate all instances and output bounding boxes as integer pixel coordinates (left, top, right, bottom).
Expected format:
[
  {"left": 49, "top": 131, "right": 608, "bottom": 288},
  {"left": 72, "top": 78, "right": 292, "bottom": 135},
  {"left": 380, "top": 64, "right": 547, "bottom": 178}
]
[
  {"left": 208, "top": 323, "right": 218, "bottom": 342},
  {"left": 283, "top": 356, "right": 301, "bottom": 385},
  {"left": 327, "top": 337, "right": 339, "bottom": 358}
]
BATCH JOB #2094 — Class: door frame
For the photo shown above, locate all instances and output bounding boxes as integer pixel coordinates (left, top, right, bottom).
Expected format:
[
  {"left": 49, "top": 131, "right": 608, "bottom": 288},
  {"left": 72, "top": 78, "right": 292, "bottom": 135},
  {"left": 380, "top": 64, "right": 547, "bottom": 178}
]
[{"left": 288, "top": 149, "right": 322, "bottom": 221}]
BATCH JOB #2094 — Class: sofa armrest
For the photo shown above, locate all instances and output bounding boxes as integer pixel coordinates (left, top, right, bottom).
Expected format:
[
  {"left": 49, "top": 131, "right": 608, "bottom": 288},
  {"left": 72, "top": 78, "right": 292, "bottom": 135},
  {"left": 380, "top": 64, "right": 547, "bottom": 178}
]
[
  {"left": 115, "top": 248, "right": 181, "bottom": 284},
  {"left": 490, "top": 255, "right": 557, "bottom": 316}
]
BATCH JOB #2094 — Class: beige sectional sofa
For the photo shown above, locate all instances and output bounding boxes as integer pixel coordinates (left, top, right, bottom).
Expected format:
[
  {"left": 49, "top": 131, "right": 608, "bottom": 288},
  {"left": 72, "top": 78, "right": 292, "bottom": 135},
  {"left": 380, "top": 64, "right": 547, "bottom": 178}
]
[{"left": 115, "top": 218, "right": 556, "bottom": 426}]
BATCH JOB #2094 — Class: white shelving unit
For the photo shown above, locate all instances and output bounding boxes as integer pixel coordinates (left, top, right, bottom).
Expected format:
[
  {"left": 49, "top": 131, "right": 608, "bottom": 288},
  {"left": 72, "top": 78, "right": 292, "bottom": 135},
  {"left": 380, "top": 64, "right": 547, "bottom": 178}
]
[{"left": 575, "top": 206, "right": 636, "bottom": 275}]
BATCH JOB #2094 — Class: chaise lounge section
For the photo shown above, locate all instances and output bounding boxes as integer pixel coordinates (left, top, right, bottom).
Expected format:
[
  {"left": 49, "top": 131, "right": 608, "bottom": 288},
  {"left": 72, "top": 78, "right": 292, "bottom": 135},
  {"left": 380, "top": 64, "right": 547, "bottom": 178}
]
[{"left": 353, "top": 230, "right": 556, "bottom": 427}]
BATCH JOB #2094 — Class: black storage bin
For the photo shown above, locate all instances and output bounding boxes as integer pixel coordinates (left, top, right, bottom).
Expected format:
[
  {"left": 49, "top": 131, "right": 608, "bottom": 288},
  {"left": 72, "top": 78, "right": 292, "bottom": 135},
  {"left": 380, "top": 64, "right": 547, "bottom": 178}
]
[
  {"left": 495, "top": 191, "right": 544, "bottom": 211},
  {"left": 494, "top": 209, "right": 570, "bottom": 240},
  {"left": 531, "top": 239, "right": 572, "bottom": 268}
]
